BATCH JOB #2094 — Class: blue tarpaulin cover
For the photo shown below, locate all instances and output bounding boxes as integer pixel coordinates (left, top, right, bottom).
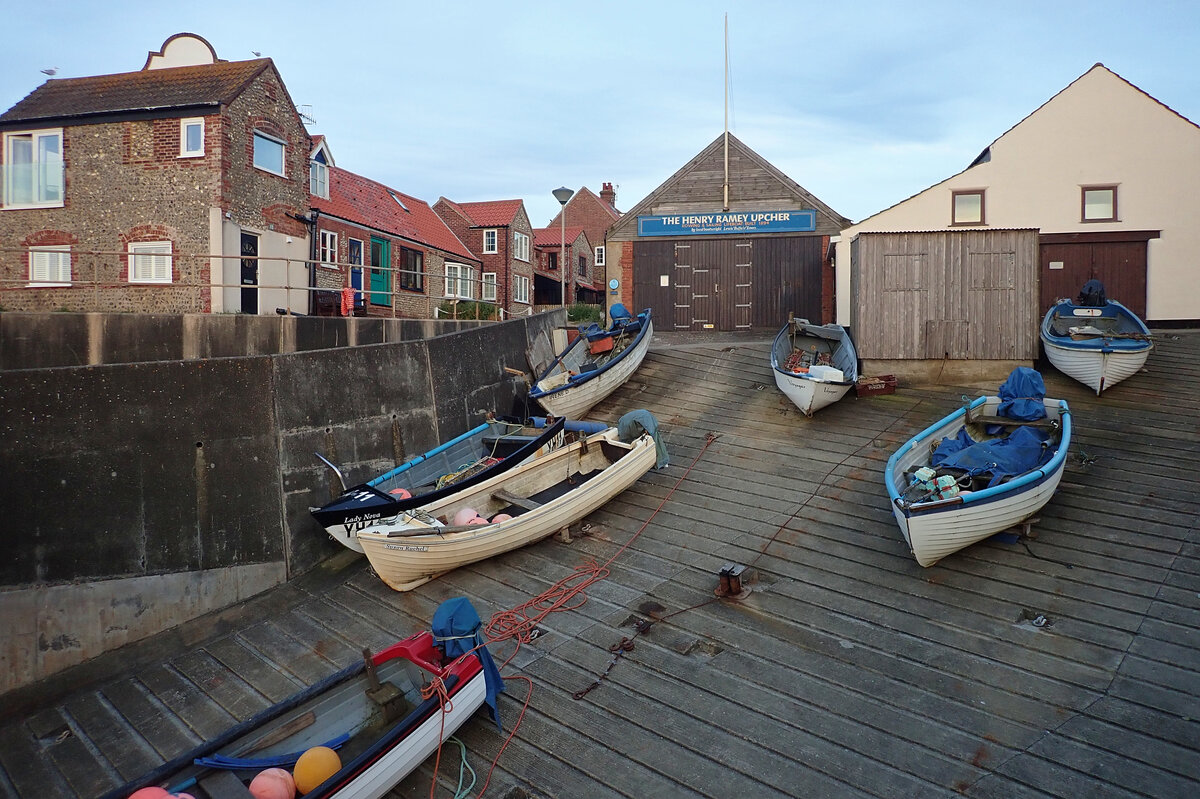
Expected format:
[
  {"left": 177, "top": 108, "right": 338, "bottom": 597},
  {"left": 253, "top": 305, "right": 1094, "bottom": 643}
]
[
  {"left": 618, "top": 409, "right": 669, "bottom": 470},
  {"left": 931, "top": 426, "right": 1053, "bottom": 488},
  {"left": 996, "top": 367, "right": 1047, "bottom": 421},
  {"left": 431, "top": 597, "right": 504, "bottom": 729}
]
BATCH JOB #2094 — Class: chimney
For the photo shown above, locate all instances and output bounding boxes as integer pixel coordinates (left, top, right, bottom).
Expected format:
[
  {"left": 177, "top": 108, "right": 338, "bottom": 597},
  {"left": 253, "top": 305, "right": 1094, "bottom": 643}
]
[{"left": 600, "top": 182, "right": 616, "bottom": 208}]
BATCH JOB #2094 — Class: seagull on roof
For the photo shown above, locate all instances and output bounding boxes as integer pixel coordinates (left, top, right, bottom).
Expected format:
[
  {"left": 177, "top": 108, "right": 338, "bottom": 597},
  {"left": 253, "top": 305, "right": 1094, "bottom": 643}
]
[
  {"left": 41, "top": 67, "right": 58, "bottom": 76},
  {"left": 252, "top": 51, "right": 261, "bottom": 57}
]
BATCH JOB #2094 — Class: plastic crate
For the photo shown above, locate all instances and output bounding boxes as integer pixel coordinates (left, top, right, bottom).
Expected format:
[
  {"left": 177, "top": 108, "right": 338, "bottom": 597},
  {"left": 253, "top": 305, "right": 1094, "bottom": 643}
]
[{"left": 855, "top": 374, "right": 897, "bottom": 397}]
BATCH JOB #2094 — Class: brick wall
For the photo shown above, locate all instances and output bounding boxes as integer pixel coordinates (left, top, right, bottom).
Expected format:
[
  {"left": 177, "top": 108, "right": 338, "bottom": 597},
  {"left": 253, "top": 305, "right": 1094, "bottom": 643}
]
[{"left": 0, "top": 64, "right": 308, "bottom": 314}]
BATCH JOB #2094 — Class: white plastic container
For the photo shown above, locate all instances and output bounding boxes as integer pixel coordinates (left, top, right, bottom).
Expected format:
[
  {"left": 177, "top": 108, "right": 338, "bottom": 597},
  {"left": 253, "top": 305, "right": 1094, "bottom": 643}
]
[{"left": 807, "top": 365, "right": 845, "bottom": 382}]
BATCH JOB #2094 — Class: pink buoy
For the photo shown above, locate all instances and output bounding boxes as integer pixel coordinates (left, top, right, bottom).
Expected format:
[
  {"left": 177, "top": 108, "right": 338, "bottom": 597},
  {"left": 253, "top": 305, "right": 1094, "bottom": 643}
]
[
  {"left": 452, "top": 508, "right": 479, "bottom": 526},
  {"left": 467, "top": 516, "right": 488, "bottom": 525},
  {"left": 388, "top": 487, "right": 412, "bottom": 499},
  {"left": 248, "top": 767, "right": 296, "bottom": 799},
  {"left": 128, "top": 789, "right": 169, "bottom": 799},
  {"left": 490, "top": 513, "right": 513, "bottom": 523}
]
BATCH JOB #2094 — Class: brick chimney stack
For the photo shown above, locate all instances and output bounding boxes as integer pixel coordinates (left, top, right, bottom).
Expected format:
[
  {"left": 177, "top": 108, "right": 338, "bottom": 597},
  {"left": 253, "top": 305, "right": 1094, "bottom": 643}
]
[{"left": 600, "top": 182, "right": 616, "bottom": 208}]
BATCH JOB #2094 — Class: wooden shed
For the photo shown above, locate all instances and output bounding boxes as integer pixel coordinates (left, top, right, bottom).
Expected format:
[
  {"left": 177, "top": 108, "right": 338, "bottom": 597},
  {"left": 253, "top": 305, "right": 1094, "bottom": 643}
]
[
  {"left": 850, "top": 229, "right": 1040, "bottom": 367},
  {"left": 606, "top": 133, "right": 849, "bottom": 332}
]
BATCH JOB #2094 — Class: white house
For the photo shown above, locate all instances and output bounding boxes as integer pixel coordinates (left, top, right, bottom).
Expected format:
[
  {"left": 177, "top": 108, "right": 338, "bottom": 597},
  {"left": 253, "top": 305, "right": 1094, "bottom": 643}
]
[{"left": 836, "top": 63, "right": 1200, "bottom": 330}]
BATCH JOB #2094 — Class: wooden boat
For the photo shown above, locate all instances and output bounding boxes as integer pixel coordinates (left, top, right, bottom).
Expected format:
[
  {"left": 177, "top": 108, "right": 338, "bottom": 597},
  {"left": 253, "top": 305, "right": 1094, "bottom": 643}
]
[
  {"left": 528, "top": 305, "right": 653, "bottom": 419},
  {"left": 357, "top": 425, "right": 657, "bottom": 592},
  {"left": 103, "top": 600, "right": 495, "bottom": 799},
  {"left": 1040, "top": 281, "right": 1153, "bottom": 395},
  {"left": 770, "top": 316, "right": 859, "bottom": 416},
  {"left": 311, "top": 415, "right": 568, "bottom": 553},
  {"left": 884, "top": 369, "right": 1072, "bottom": 567}
]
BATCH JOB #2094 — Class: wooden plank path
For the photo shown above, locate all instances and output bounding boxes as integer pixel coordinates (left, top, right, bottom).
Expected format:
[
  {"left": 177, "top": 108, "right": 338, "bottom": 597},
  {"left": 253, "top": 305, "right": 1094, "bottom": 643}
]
[{"left": 1, "top": 330, "right": 1197, "bottom": 798}]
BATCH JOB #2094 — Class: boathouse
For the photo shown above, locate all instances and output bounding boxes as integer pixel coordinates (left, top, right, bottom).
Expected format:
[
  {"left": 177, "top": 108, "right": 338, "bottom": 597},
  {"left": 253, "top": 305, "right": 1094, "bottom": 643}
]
[{"left": 605, "top": 133, "right": 849, "bottom": 332}]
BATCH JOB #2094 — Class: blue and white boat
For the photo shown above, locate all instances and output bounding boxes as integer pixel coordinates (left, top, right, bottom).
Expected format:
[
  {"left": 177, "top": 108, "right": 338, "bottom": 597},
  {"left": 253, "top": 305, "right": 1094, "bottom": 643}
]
[
  {"left": 311, "top": 416, "right": 571, "bottom": 553},
  {"left": 1040, "top": 280, "right": 1153, "bottom": 395},
  {"left": 884, "top": 369, "right": 1072, "bottom": 567},
  {"left": 529, "top": 305, "right": 653, "bottom": 419},
  {"left": 770, "top": 315, "right": 859, "bottom": 416}
]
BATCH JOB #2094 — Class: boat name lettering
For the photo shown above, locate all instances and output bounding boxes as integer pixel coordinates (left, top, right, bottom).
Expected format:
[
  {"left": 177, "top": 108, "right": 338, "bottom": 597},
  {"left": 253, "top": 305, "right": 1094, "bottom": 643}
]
[
  {"left": 385, "top": 544, "right": 429, "bottom": 552},
  {"left": 342, "top": 512, "right": 382, "bottom": 525}
]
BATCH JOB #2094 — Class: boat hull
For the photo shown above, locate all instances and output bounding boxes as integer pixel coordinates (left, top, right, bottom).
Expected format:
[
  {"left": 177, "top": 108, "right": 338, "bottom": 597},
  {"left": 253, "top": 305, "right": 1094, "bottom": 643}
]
[
  {"left": 107, "top": 629, "right": 487, "bottom": 799},
  {"left": 358, "top": 429, "right": 657, "bottom": 591},
  {"left": 885, "top": 396, "right": 1071, "bottom": 567},
  {"left": 770, "top": 319, "right": 858, "bottom": 416},
  {"left": 1042, "top": 339, "right": 1150, "bottom": 395},
  {"left": 531, "top": 312, "right": 653, "bottom": 418},
  {"left": 312, "top": 417, "right": 567, "bottom": 553},
  {"left": 1040, "top": 298, "right": 1152, "bottom": 394}
]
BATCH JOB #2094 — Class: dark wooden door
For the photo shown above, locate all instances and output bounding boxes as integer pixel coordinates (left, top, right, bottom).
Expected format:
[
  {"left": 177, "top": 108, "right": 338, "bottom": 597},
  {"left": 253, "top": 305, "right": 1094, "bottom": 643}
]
[
  {"left": 1039, "top": 234, "right": 1150, "bottom": 318},
  {"left": 632, "top": 240, "right": 676, "bottom": 329},
  {"left": 239, "top": 232, "right": 258, "bottom": 314}
]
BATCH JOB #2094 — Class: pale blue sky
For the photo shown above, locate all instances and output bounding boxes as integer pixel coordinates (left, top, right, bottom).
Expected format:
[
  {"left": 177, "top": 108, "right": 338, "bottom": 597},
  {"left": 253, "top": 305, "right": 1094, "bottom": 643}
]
[{"left": 5, "top": 1, "right": 1198, "bottom": 226}]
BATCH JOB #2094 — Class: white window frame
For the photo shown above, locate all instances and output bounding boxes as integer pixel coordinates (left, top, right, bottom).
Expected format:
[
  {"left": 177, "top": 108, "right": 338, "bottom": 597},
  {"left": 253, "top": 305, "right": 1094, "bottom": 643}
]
[
  {"left": 3, "top": 128, "right": 64, "bottom": 209},
  {"left": 514, "top": 231, "right": 530, "bottom": 262},
  {"left": 252, "top": 130, "right": 286, "bottom": 176},
  {"left": 445, "top": 262, "right": 476, "bottom": 300},
  {"left": 128, "top": 241, "right": 173, "bottom": 284},
  {"left": 482, "top": 229, "right": 498, "bottom": 254},
  {"left": 481, "top": 272, "right": 497, "bottom": 302},
  {"left": 514, "top": 274, "right": 530, "bottom": 304},
  {"left": 595, "top": 245, "right": 605, "bottom": 267},
  {"left": 309, "top": 159, "right": 329, "bottom": 199},
  {"left": 319, "top": 230, "right": 338, "bottom": 267},
  {"left": 28, "top": 245, "right": 71, "bottom": 286},
  {"left": 180, "top": 118, "right": 204, "bottom": 157}
]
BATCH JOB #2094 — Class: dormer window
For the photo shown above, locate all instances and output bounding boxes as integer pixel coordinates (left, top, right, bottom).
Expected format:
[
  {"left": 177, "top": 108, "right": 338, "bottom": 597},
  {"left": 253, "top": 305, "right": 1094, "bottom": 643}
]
[
  {"left": 309, "top": 151, "right": 328, "bottom": 199},
  {"left": 180, "top": 118, "right": 204, "bottom": 157}
]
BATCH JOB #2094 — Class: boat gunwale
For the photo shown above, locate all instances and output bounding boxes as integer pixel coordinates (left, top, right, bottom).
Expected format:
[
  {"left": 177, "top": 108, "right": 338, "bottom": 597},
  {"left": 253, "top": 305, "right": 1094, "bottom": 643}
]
[{"left": 529, "top": 310, "right": 653, "bottom": 400}]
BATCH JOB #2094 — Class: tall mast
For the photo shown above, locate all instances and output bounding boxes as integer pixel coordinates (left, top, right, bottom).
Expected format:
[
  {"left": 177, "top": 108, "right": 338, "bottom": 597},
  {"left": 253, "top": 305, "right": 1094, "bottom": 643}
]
[{"left": 723, "top": 13, "right": 729, "bottom": 211}]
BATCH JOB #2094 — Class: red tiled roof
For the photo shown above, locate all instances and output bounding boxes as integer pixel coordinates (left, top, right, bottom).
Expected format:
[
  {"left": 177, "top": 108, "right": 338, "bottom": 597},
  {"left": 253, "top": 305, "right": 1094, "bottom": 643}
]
[
  {"left": 0, "top": 59, "right": 271, "bottom": 124},
  {"left": 532, "top": 226, "right": 586, "bottom": 247},
  {"left": 312, "top": 166, "right": 477, "bottom": 262},
  {"left": 453, "top": 199, "right": 523, "bottom": 227}
]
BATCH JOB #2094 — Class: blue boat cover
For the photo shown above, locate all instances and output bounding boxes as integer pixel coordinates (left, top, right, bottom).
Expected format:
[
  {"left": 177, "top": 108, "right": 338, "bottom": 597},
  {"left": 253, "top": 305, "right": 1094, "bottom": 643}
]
[
  {"left": 431, "top": 597, "right": 504, "bottom": 730},
  {"left": 931, "top": 426, "right": 1053, "bottom": 488},
  {"left": 996, "top": 367, "right": 1047, "bottom": 421},
  {"left": 618, "top": 409, "right": 669, "bottom": 470},
  {"left": 610, "top": 303, "right": 632, "bottom": 321}
]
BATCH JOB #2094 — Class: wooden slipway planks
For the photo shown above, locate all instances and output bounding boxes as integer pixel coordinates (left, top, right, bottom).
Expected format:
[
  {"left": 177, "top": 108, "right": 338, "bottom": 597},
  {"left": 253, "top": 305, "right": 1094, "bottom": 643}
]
[{"left": 0, "top": 331, "right": 1197, "bottom": 798}]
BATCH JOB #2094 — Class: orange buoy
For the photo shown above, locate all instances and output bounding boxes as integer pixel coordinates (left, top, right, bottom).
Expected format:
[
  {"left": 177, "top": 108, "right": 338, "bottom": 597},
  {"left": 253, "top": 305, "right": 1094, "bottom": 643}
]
[{"left": 293, "top": 746, "right": 341, "bottom": 794}]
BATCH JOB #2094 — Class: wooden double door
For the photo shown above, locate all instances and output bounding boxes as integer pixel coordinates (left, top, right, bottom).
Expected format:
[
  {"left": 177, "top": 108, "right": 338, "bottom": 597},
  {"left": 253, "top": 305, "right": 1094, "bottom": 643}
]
[
  {"left": 632, "top": 235, "right": 823, "bottom": 331},
  {"left": 1039, "top": 231, "right": 1155, "bottom": 319}
]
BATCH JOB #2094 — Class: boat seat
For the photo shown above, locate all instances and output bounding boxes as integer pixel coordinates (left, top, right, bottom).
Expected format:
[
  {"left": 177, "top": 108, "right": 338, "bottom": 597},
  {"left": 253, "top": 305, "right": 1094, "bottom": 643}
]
[
  {"left": 492, "top": 489, "right": 542, "bottom": 511},
  {"left": 199, "top": 770, "right": 255, "bottom": 798}
]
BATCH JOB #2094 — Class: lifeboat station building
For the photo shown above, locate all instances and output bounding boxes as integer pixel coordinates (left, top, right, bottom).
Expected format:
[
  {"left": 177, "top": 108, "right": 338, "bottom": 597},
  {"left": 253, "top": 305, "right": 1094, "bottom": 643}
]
[{"left": 605, "top": 133, "right": 849, "bottom": 332}]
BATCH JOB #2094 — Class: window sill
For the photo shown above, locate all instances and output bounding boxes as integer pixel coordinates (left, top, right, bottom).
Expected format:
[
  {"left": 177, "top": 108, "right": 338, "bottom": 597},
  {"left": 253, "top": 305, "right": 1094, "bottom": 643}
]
[
  {"left": 129, "top": 279, "right": 174, "bottom": 285},
  {"left": 26, "top": 282, "right": 71, "bottom": 288},
  {"left": 317, "top": 263, "right": 340, "bottom": 271},
  {"left": 178, "top": 152, "right": 205, "bottom": 159},
  {"left": 2, "top": 201, "right": 65, "bottom": 211},
  {"left": 252, "top": 165, "right": 287, "bottom": 179},
  {"left": 1081, "top": 218, "right": 1119, "bottom": 224}
]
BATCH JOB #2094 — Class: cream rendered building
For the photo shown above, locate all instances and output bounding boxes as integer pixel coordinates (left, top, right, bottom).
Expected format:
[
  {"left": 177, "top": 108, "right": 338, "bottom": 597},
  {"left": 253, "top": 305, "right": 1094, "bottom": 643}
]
[{"left": 835, "top": 63, "right": 1200, "bottom": 327}]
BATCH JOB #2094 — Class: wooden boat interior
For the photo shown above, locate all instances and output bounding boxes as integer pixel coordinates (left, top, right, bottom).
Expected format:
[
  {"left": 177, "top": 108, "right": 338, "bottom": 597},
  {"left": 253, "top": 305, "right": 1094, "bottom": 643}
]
[
  {"left": 412, "top": 436, "right": 632, "bottom": 530},
  {"left": 774, "top": 320, "right": 856, "bottom": 379}
]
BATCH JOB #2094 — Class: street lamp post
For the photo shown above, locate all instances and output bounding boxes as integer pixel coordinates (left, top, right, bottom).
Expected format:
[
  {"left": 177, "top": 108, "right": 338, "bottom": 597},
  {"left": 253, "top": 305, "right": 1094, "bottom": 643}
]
[{"left": 553, "top": 186, "right": 574, "bottom": 307}]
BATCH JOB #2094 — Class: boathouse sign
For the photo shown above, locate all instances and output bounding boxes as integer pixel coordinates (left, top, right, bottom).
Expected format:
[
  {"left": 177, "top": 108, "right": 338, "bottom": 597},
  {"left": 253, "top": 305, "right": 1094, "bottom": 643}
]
[{"left": 637, "top": 209, "right": 816, "bottom": 237}]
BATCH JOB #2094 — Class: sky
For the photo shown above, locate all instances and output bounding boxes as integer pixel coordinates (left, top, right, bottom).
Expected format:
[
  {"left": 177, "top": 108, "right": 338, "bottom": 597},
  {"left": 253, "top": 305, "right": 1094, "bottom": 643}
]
[{"left": 4, "top": 1, "right": 1199, "bottom": 227}]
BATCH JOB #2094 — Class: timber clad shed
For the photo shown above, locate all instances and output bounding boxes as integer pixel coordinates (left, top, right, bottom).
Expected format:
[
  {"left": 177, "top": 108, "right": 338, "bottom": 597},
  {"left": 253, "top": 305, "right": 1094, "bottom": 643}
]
[
  {"left": 851, "top": 229, "right": 1040, "bottom": 362},
  {"left": 606, "top": 133, "right": 848, "bottom": 332}
]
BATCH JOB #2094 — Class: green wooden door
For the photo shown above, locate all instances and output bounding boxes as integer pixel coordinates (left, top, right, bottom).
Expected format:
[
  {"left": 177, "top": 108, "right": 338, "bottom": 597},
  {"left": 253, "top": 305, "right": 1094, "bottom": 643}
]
[{"left": 369, "top": 237, "right": 391, "bottom": 306}]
